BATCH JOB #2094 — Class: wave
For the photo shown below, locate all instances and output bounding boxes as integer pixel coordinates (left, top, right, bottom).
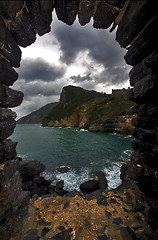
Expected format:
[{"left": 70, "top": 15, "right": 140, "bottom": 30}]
[{"left": 79, "top": 129, "right": 88, "bottom": 132}]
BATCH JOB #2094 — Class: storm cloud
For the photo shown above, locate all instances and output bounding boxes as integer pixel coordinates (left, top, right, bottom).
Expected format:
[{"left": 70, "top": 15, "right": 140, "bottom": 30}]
[
  {"left": 52, "top": 20, "right": 127, "bottom": 69},
  {"left": 19, "top": 57, "right": 66, "bottom": 82}
]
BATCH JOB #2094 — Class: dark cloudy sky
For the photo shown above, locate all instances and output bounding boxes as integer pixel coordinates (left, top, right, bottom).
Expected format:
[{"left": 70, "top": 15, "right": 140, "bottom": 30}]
[{"left": 13, "top": 12, "right": 131, "bottom": 119}]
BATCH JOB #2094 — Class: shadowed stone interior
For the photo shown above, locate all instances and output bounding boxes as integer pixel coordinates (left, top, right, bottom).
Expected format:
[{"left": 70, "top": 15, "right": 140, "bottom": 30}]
[{"left": 0, "top": 0, "right": 158, "bottom": 239}]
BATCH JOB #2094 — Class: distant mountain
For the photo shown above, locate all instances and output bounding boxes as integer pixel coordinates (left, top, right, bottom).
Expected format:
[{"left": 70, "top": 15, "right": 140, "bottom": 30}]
[
  {"left": 42, "top": 85, "right": 136, "bottom": 135},
  {"left": 17, "top": 102, "right": 58, "bottom": 124}
]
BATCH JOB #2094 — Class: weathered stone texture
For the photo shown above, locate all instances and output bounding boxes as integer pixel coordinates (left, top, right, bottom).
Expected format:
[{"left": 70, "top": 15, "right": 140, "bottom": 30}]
[
  {"left": 0, "top": 160, "right": 19, "bottom": 184},
  {"left": 54, "top": 0, "right": 79, "bottom": 25},
  {"left": 0, "top": 85, "right": 24, "bottom": 108},
  {"left": 0, "top": 140, "right": 17, "bottom": 164},
  {"left": 0, "top": 0, "right": 24, "bottom": 20},
  {"left": 0, "top": 17, "right": 21, "bottom": 68},
  {"left": 25, "top": 0, "right": 54, "bottom": 36},
  {"left": 116, "top": 0, "right": 158, "bottom": 48},
  {"left": 78, "top": 1, "right": 95, "bottom": 26},
  {"left": 0, "top": 119, "right": 16, "bottom": 141},
  {"left": 0, "top": 171, "right": 22, "bottom": 207},
  {"left": 125, "top": 18, "right": 158, "bottom": 66},
  {"left": 0, "top": 58, "right": 18, "bottom": 86},
  {"left": 10, "top": 8, "right": 36, "bottom": 48},
  {"left": 93, "top": 1, "right": 119, "bottom": 29}
]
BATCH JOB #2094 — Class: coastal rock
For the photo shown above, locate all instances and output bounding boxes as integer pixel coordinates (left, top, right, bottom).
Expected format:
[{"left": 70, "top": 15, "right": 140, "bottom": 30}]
[
  {"left": 0, "top": 85, "right": 24, "bottom": 108},
  {"left": 56, "top": 166, "right": 70, "bottom": 173},
  {"left": 10, "top": 8, "right": 36, "bottom": 47},
  {"left": 0, "top": 0, "right": 23, "bottom": 20},
  {"left": 0, "top": 17, "right": 21, "bottom": 67},
  {"left": 0, "top": 58, "right": 18, "bottom": 86},
  {"left": 80, "top": 179, "right": 99, "bottom": 193},
  {"left": 0, "top": 108, "right": 17, "bottom": 120},
  {"left": 25, "top": 0, "right": 53, "bottom": 36},
  {"left": 18, "top": 160, "right": 45, "bottom": 181}
]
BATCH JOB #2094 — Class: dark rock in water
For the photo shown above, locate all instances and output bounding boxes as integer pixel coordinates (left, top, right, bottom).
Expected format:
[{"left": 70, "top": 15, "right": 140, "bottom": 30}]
[
  {"left": 55, "top": 180, "right": 64, "bottom": 190},
  {"left": 80, "top": 179, "right": 99, "bottom": 193},
  {"left": 18, "top": 160, "right": 45, "bottom": 181},
  {"left": 90, "top": 171, "right": 108, "bottom": 191},
  {"left": 54, "top": 180, "right": 68, "bottom": 196},
  {"left": 56, "top": 166, "right": 70, "bottom": 173}
]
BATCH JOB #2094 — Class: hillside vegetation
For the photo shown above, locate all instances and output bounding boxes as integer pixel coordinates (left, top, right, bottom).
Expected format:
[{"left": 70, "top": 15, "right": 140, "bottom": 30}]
[{"left": 42, "top": 85, "right": 136, "bottom": 135}]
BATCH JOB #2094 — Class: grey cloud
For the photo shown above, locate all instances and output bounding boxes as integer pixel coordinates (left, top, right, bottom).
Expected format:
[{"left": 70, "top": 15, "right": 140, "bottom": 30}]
[
  {"left": 94, "top": 66, "right": 130, "bottom": 86},
  {"left": 70, "top": 73, "right": 92, "bottom": 83},
  {"left": 13, "top": 79, "right": 64, "bottom": 99},
  {"left": 52, "top": 20, "right": 127, "bottom": 68},
  {"left": 19, "top": 57, "right": 66, "bottom": 82}
]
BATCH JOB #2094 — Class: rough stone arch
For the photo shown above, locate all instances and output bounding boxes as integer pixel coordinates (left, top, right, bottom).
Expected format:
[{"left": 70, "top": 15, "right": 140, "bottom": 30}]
[{"left": 0, "top": 0, "right": 158, "bottom": 238}]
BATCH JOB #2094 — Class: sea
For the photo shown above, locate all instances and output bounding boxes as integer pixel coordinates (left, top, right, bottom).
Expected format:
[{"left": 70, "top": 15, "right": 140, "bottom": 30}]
[{"left": 11, "top": 124, "right": 132, "bottom": 191}]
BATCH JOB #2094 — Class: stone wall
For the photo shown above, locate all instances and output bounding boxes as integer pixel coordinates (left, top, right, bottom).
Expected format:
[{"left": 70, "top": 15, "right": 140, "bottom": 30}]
[{"left": 0, "top": 0, "right": 158, "bottom": 238}]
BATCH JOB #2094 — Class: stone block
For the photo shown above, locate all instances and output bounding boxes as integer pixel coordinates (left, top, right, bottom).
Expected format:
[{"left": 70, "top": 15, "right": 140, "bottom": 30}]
[
  {"left": 0, "top": 17, "right": 21, "bottom": 68},
  {"left": 131, "top": 75, "right": 158, "bottom": 103},
  {"left": 0, "top": 57, "right": 18, "bottom": 86},
  {"left": 0, "top": 159, "right": 19, "bottom": 184},
  {"left": 93, "top": 1, "right": 119, "bottom": 29},
  {"left": 0, "top": 171, "right": 22, "bottom": 207},
  {"left": 78, "top": 1, "right": 95, "bottom": 26},
  {"left": 0, "top": 85, "right": 23, "bottom": 108},
  {"left": 0, "top": 108, "right": 17, "bottom": 121},
  {"left": 25, "top": 0, "right": 54, "bottom": 36},
  {"left": 0, "top": 0, "right": 23, "bottom": 20},
  {"left": 129, "top": 51, "right": 158, "bottom": 86},
  {"left": 0, "top": 118, "right": 16, "bottom": 141},
  {"left": 54, "top": 0, "right": 79, "bottom": 25},
  {"left": 124, "top": 18, "right": 158, "bottom": 66},
  {"left": 116, "top": 0, "right": 158, "bottom": 48},
  {"left": 10, "top": 8, "right": 36, "bottom": 48},
  {"left": 0, "top": 140, "right": 17, "bottom": 163}
]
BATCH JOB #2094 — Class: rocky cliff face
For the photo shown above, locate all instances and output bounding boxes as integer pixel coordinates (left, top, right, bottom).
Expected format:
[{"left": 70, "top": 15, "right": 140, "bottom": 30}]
[
  {"left": 0, "top": 0, "right": 158, "bottom": 238},
  {"left": 42, "top": 86, "right": 135, "bottom": 135}
]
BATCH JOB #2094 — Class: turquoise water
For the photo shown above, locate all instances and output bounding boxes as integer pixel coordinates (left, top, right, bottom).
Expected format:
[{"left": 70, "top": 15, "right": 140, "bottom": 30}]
[{"left": 11, "top": 124, "right": 132, "bottom": 191}]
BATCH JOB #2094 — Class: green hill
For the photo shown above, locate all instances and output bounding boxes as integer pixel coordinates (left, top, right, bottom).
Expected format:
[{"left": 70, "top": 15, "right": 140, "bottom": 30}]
[
  {"left": 17, "top": 102, "right": 58, "bottom": 124},
  {"left": 42, "top": 85, "right": 136, "bottom": 135}
]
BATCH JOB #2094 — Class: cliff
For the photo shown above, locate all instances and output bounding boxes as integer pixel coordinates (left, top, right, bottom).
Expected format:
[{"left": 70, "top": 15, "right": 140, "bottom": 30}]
[
  {"left": 17, "top": 102, "right": 58, "bottom": 124},
  {"left": 42, "top": 86, "right": 136, "bottom": 135}
]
